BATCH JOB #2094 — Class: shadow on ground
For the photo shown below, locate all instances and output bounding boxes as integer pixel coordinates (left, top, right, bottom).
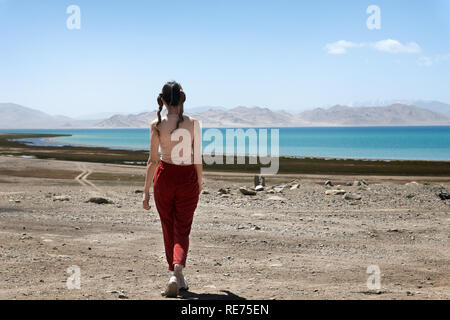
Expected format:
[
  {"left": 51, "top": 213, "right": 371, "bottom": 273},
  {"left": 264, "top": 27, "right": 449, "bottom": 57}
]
[{"left": 179, "top": 290, "right": 246, "bottom": 300}]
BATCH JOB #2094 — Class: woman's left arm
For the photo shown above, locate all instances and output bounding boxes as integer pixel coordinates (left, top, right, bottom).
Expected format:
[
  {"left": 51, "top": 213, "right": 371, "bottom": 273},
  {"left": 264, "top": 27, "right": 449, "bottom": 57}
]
[{"left": 195, "top": 164, "right": 203, "bottom": 194}]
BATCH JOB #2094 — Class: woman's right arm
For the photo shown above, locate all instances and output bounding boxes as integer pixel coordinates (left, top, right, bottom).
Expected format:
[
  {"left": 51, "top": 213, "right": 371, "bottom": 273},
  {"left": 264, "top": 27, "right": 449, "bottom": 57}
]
[{"left": 143, "top": 122, "right": 160, "bottom": 210}]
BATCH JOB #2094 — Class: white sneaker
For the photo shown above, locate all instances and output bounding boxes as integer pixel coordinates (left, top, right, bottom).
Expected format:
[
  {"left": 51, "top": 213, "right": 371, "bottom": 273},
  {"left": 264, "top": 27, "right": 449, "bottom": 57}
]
[
  {"left": 178, "top": 277, "right": 189, "bottom": 291},
  {"left": 161, "top": 276, "right": 179, "bottom": 298}
]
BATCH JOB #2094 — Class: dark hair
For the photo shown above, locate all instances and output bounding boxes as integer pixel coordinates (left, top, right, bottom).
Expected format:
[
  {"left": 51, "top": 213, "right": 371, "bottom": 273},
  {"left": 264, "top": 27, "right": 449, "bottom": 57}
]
[{"left": 156, "top": 81, "right": 186, "bottom": 135}]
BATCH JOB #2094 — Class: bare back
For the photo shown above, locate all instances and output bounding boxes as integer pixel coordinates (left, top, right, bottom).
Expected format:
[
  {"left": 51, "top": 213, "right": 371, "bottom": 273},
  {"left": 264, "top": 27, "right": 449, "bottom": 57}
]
[{"left": 149, "top": 114, "right": 201, "bottom": 165}]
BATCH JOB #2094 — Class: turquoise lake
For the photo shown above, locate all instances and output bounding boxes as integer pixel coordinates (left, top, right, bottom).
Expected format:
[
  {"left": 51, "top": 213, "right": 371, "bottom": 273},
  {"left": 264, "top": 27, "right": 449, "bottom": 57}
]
[{"left": 2, "top": 126, "right": 450, "bottom": 161}]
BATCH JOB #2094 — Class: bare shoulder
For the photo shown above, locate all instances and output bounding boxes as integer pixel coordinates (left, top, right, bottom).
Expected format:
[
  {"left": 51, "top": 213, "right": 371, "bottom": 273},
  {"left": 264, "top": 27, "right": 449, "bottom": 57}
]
[
  {"left": 184, "top": 114, "right": 198, "bottom": 123},
  {"left": 150, "top": 119, "right": 159, "bottom": 129}
]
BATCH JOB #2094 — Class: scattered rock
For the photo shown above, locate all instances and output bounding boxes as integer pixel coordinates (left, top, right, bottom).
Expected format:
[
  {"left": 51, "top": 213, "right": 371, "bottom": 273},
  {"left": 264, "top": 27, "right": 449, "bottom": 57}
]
[
  {"left": 53, "top": 195, "right": 71, "bottom": 201},
  {"left": 201, "top": 190, "right": 210, "bottom": 195},
  {"left": 273, "top": 187, "right": 284, "bottom": 193},
  {"left": 251, "top": 226, "right": 261, "bottom": 231},
  {"left": 239, "top": 187, "right": 256, "bottom": 196},
  {"left": 438, "top": 191, "right": 450, "bottom": 200},
  {"left": 134, "top": 190, "right": 143, "bottom": 194},
  {"left": 87, "top": 197, "right": 113, "bottom": 205},
  {"left": 254, "top": 175, "right": 266, "bottom": 187},
  {"left": 290, "top": 184, "right": 299, "bottom": 190},
  {"left": 220, "top": 194, "right": 230, "bottom": 198},
  {"left": 352, "top": 180, "right": 369, "bottom": 186},
  {"left": 255, "top": 185, "right": 265, "bottom": 192},
  {"left": 405, "top": 181, "right": 420, "bottom": 187},
  {"left": 325, "top": 180, "right": 333, "bottom": 187},
  {"left": 118, "top": 294, "right": 129, "bottom": 299},
  {"left": 254, "top": 176, "right": 260, "bottom": 187},
  {"left": 269, "top": 263, "right": 282, "bottom": 267},
  {"left": 343, "top": 193, "right": 361, "bottom": 201},
  {"left": 325, "top": 189, "right": 346, "bottom": 195},
  {"left": 267, "top": 196, "right": 287, "bottom": 201},
  {"left": 217, "top": 188, "right": 229, "bottom": 195}
]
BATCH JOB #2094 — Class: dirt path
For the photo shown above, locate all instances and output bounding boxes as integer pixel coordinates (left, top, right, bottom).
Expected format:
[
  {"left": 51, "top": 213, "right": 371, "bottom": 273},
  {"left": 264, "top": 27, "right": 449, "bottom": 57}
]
[
  {"left": 75, "top": 163, "right": 98, "bottom": 191},
  {"left": 74, "top": 162, "right": 120, "bottom": 199}
]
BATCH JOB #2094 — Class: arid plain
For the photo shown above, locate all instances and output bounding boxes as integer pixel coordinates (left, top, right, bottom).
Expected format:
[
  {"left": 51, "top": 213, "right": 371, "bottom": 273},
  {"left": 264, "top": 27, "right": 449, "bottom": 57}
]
[{"left": 1, "top": 154, "right": 449, "bottom": 300}]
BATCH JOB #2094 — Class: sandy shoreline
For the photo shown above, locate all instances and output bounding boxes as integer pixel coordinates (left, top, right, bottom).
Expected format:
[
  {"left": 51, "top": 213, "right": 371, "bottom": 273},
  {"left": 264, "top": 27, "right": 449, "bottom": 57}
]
[{"left": 0, "top": 155, "right": 449, "bottom": 300}]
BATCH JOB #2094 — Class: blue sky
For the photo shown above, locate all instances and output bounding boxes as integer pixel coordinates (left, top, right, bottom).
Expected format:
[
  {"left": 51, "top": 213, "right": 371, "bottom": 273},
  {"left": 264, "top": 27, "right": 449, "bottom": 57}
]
[{"left": 0, "top": 0, "right": 449, "bottom": 117}]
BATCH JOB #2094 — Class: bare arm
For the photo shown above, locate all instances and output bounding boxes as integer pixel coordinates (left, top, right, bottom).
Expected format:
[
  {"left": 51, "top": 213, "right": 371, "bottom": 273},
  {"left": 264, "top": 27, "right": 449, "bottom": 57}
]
[
  {"left": 143, "top": 122, "right": 160, "bottom": 210},
  {"left": 195, "top": 163, "right": 203, "bottom": 193}
]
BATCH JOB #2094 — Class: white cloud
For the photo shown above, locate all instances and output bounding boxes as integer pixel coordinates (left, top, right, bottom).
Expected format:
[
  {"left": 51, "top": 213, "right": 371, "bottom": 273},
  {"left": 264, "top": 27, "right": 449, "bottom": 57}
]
[
  {"left": 371, "top": 39, "right": 421, "bottom": 54},
  {"left": 325, "top": 40, "right": 360, "bottom": 55},
  {"left": 417, "top": 54, "right": 450, "bottom": 67},
  {"left": 325, "top": 39, "right": 421, "bottom": 55}
]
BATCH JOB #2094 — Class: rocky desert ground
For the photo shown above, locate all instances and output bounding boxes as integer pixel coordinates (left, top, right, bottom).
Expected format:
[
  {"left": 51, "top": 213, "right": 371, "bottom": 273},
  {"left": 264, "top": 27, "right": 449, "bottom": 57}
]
[{"left": 0, "top": 155, "right": 449, "bottom": 300}]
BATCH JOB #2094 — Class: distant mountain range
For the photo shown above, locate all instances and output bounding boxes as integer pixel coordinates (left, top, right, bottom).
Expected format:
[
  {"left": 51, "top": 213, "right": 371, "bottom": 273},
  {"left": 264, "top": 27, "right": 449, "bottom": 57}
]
[
  {"left": 93, "top": 104, "right": 450, "bottom": 128},
  {"left": 349, "top": 99, "right": 450, "bottom": 116},
  {"left": 0, "top": 103, "right": 98, "bottom": 129},
  {"left": 1, "top": 102, "right": 450, "bottom": 129}
]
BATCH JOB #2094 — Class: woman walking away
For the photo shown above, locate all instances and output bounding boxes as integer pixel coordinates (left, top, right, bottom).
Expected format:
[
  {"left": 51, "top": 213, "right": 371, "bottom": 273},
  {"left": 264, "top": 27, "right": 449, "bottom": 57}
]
[{"left": 142, "top": 81, "right": 202, "bottom": 298}]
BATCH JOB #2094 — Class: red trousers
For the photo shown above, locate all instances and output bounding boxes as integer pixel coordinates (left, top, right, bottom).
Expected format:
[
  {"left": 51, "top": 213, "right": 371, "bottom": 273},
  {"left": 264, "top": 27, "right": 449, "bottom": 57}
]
[{"left": 153, "top": 161, "right": 199, "bottom": 271}]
